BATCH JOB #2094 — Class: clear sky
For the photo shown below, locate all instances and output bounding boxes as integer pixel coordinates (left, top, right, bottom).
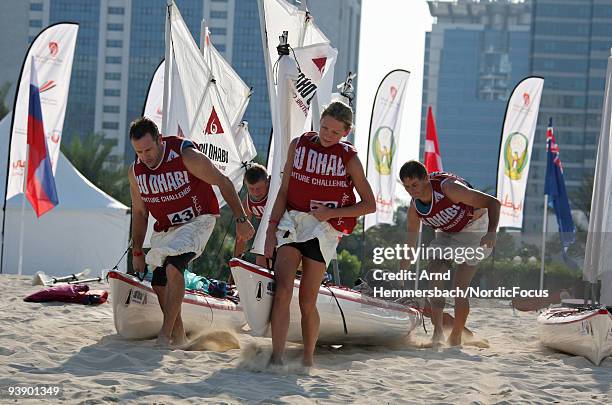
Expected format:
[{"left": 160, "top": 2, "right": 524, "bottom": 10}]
[{"left": 354, "top": 0, "right": 433, "bottom": 204}]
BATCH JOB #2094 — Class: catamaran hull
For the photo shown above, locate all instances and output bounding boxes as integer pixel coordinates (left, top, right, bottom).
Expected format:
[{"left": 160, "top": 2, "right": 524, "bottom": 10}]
[
  {"left": 537, "top": 307, "right": 612, "bottom": 365},
  {"left": 229, "top": 258, "right": 422, "bottom": 344},
  {"left": 108, "top": 271, "right": 245, "bottom": 339}
]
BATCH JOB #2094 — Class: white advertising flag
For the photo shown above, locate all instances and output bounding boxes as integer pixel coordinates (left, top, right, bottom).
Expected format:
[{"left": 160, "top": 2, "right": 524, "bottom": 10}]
[
  {"left": 496, "top": 77, "right": 544, "bottom": 229},
  {"left": 6, "top": 23, "right": 78, "bottom": 200},
  {"left": 364, "top": 70, "right": 410, "bottom": 230},
  {"left": 584, "top": 53, "right": 612, "bottom": 305}
]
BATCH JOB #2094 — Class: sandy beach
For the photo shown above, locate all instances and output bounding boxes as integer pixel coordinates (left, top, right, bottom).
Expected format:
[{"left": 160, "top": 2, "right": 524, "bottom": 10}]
[{"left": 0, "top": 274, "right": 610, "bottom": 404}]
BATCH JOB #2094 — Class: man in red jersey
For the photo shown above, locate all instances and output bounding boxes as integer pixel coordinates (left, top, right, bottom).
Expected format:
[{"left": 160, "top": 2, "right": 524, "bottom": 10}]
[
  {"left": 128, "top": 117, "right": 254, "bottom": 347},
  {"left": 400, "top": 161, "right": 500, "bottom": 346},
  {"left": 233, "top": 163, "right": 270, "bottom": 268}
]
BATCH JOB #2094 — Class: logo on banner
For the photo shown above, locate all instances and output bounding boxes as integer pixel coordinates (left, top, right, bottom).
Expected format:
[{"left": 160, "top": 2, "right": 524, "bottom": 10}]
[
  {"left": 49, "top": 131, "right": 60, "bottom": 144},
  {"left": 523, "top": 92, "right": 530, "bottom": 107},
  {"left": 11, "top": 159, "right": 25, "bottom": 176},
  {"left": 390, "top": 86, "right": 398, "bottom": 101},
  {"left": 204, "top": 107, "right": 224, "bottom": 135},
  {"left": 293, "top": 72, "right": 319, "bottom": 114},
  {"left": 503, "top": 132, "right": 529, "bottom": 180},
  {"left": 39, "top": 80, "right": 56, "bottom": 93},
  {"left": 311, "top": 57, "right": 327, "bottom": 74},
  {"left": 372, "top": 125, "right": 395, "bottom": 175},
  {"left": 49, "top": 41, "right": 59, "bottom": 58}
]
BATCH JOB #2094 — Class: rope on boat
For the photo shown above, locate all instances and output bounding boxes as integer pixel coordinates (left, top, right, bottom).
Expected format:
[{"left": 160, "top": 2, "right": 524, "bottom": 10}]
[{"left": 324, "top": 284, "right": 348, "bottom": 335}]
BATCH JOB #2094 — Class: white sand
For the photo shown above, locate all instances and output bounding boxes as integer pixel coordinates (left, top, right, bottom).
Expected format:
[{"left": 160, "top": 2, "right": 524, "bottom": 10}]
[{"left": 1, "top": 274, "right": 610, "bottom": 404}]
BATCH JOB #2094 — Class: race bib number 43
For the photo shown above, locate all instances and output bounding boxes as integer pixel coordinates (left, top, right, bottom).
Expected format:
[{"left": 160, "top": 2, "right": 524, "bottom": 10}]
[{"left": 167, "top": 207, "right": 195, "bottom": 225}]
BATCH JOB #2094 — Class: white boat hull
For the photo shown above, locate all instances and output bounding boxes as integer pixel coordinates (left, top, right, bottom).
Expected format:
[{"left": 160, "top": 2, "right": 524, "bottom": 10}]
[
  {"left": 108, "top": 271, "right": 245, "bottom": 339},
  {"left": 230, "top": 258, "right": 422, "bottom": 344},
  {"left": 537, "top": 306, "right": 612, "bottom": 365}
]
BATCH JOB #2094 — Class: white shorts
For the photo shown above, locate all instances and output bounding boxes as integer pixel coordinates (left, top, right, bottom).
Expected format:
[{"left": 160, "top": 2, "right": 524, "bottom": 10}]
[
  {"left": 428, "top": 209, "right": 493, "bottom": 266},
  {"left": 146, "top": 214, "right": 216, "bottom": 268},
  {"left": 276, "top": 210, "right": 343, "bottom": 267}
]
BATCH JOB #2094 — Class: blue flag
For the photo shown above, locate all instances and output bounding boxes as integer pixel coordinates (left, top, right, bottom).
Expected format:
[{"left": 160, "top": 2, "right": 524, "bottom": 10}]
[{"left": 544, "top": 118, "right": 575, "bottom": 251}]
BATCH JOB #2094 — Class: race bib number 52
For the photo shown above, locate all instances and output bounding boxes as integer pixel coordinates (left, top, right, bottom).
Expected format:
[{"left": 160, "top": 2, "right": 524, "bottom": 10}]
[
  {"left": 167, "top": 207, "right": 195, "bottom": 225},
  {"left": 310, "top": 200, "right": 338, "bottom": 210}
]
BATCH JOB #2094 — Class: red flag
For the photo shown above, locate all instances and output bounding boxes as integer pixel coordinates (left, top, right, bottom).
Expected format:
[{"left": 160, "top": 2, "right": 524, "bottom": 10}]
[{"left": 424, "top": 106, "right": 443, "bottom": 173}]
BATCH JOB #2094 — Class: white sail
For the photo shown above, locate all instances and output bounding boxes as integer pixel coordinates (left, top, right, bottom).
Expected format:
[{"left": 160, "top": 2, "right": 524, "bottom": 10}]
[
  {"left": 155, "top": 2, "right": 256, "bottom": 205},
  {"left": 202, "top": 27, "right": 251, "bottom": 130},
  {"left": 252, "top": 0, "right": 338, "bottom": 255}
]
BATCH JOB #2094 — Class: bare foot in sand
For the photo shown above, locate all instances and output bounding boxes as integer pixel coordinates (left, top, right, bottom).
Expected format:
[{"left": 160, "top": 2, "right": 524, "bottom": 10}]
[
  {"left": 172, "top": 333, "right": 188, "bottom": 347},
  {"left": 447, "top": 331, "right": 462, "bottom": 347},
  {"left": 432, "top": 327, "right": 445, "bottom": 347},
  {"left": 302, "top": 356, "right": 314, "bottom": 368},
  {"left": 268, "top": 354, "right": 284, "bottom": 367},
  {"left": 155, "top": 334, "right": 172, "bottom": 348}
]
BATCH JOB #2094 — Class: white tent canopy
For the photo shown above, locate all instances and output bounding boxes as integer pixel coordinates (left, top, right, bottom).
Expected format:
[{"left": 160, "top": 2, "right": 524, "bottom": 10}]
[{"left": 0, "top": 112, "right": 130, "bottom": 276}]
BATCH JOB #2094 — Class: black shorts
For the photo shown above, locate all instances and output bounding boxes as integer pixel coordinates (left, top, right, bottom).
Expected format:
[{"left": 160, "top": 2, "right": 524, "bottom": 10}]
[
  {"left": 150, "top": 252, "right": 196, "bottom": 287},
  {"left": 284, "top": 236, "right": 325, "bottom": 263}
]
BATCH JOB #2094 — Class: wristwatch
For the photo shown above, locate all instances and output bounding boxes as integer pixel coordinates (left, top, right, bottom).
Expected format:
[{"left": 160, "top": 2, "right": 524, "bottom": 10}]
[{"left": 236, "top": 215, "right": 248, "bottom": 223}]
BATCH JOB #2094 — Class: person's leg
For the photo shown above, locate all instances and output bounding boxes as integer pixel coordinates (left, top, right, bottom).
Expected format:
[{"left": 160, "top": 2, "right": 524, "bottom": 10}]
[
  {"left": 151, "top": 267, "right": 169, "bottom": 338},
  {"left": 298, "top": 256, "right": 326, "bottom": 367},
  {"left": 448, "top": 263, "right": 477, "bottom": 346},
  {"left": 255, "top": 254, "right": 269, "bottom": 268},
  {"left": 270, "top": 245, "right": 301, "bottom": 364},
  {"left": 151, "top": 267, "right": 167, "bottom": 311},
  {"left": 157, "top": 262, "right": 186, "bottom": 346},
  {"left": 428, "top": 259, "right": 450, "bottom": 344},
  {"left": 165, "top": 253, "right": 195, "bottom": 345}
]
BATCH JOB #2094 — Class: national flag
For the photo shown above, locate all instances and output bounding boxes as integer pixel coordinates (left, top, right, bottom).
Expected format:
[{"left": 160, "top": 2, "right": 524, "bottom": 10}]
[
  {"left": 544, "top": 117, "right": 575, "bottom": 249},
  {"left": 25, "top": 57, "right": 58, "bottom": 217},
  {"left": 424, "top": 106, "right": 443, "bottom": 173}
]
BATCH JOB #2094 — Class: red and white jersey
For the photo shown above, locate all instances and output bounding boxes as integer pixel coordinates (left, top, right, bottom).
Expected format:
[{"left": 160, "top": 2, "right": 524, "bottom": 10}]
[
  {"left": 133, "top": 135, "right": 220, "bottom": 232},
  {"left": 287, "top": 132, "right": 357, "bottom": 234},
  {"left": 413, "top": 172, "right": 474, "bottom": 233},
  {"left": 247, "top": 193, "right": 267, "bottom": 220}
]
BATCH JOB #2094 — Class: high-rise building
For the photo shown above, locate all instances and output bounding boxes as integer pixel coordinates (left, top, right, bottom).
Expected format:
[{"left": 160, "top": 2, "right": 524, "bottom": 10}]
[
  {"left": 0, "top": 1, "right": 29, "bottom": 109},
  {"left": 3, "top": 0, "right": 360, "bottom": 166},
  {"left": 524, "top": 0, "right": 612, "bottom": 231},
  {"left": 423, "top": 0, "right": 612, "bottom": 232},
  {"left": 422, "top": 0, "right": 532, "bottom": 192}
]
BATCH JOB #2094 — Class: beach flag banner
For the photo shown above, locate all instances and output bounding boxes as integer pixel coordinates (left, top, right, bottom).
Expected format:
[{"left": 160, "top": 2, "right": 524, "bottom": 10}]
[
  {"left": 25, "top": 57, "right": 58, "bottom": 217},
  {"left": 424, "top": 106, "right": 443, "bottom": 173},
  {"left": 142, "top": 60, "right": 165, "bottom": 131},
  {"left": 496, "top": 76, "right": 544, "bottom": 229},
  {"left": 544, "top": 119, "right": 575, "bottom": 250},
  {"left": 364, "top": 69, "right": 410, "bottom": 231},
  {"left": 6, "top": 23, "right": 78, "bottom": 201},
  {"left": 160, "top": 2, "right": 255, "bottom": 203},
  {"left": 584, "top": 52, "right": 612, "bottom": 300},
  {"left": 201, "top": 27, "right": 251, "bottom": 130},
  {"left": 252, "top": 0, "right": 337, "bottom": 255}
]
